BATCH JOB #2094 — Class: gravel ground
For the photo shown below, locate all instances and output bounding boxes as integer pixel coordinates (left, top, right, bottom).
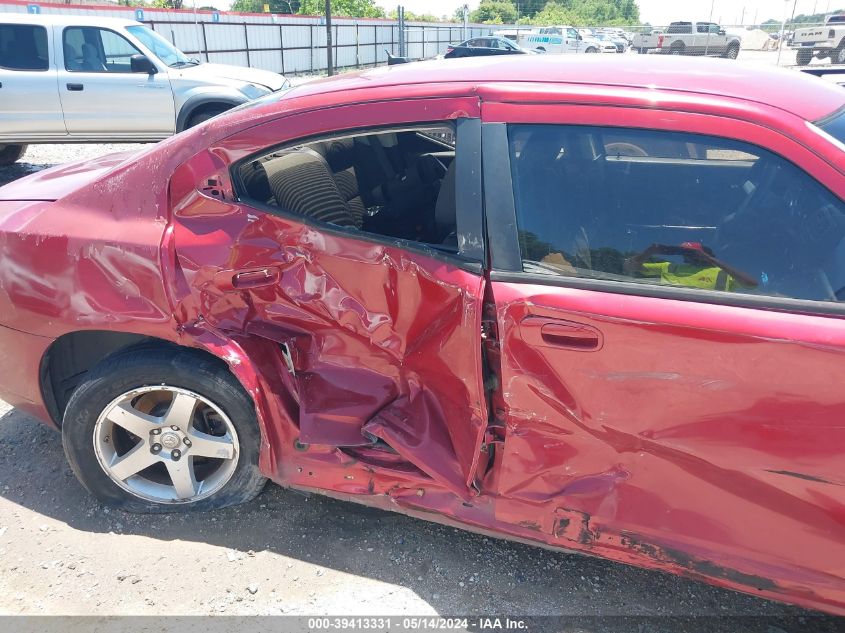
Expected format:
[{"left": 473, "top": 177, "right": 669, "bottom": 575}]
[{"left": 1, "top": 115, "right": 844, "bottom": 629}]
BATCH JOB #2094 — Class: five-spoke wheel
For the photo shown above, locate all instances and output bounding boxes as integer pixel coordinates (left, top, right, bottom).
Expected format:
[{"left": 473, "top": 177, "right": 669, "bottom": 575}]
[
  {"left": 62, "top": 346, "right": 266, "bottom": 512},
  {"left": 93, "top": 387, "right": 239, "bottom": 503}
]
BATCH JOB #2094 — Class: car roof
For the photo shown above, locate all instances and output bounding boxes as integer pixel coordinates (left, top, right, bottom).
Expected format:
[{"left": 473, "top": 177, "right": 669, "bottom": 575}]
[
  {"left": 0, "top": 13, "right": 139, "bottom": 28},
  {"left": 292, "top": 55, "right": 845, "bottom": 122}
]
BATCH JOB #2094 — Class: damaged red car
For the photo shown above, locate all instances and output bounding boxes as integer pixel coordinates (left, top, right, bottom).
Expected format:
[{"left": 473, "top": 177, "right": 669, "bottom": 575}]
[{"left": 1, "top": 55, "right": 845, "bottom": 614}]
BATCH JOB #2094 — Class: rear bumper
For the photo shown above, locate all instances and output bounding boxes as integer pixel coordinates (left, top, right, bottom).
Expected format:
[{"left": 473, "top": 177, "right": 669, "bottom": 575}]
[{"left": 0, "top": 324, "right": 54, "bottom": 426}]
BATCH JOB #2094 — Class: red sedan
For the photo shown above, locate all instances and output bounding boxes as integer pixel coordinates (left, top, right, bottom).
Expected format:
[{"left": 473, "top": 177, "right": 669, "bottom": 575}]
[{"left": 1, "top": 55, "right": 844, "bottom": 614}]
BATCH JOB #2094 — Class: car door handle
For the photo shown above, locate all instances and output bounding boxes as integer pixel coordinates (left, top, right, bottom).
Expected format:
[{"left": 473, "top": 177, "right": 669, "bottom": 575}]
[
  {"left": 213, "top": 267, "right": 280, "bottom": 291},
  {"left": 520, "top": 317, "right": 603, "bottom": 351},
  {"left": 66, "top": 83, "right": 84, "bottom": 91}
]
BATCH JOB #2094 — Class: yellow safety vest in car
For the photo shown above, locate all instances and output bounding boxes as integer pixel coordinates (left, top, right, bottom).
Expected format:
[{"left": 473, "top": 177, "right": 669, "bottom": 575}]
[{"left": 640, "top": 262, "right": 737, "bottom": 292}]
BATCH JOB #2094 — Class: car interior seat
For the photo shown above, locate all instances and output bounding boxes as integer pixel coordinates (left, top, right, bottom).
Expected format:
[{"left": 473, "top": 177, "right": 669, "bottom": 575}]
[
  {"left": 261, "top": 149, "right": 360, "bottom": 229},
  {"left": 64, "top": 43, "right": 82, "bottom": 70},
  {"left": 81, "top": 43, "right": 107, "bottom": 71}
]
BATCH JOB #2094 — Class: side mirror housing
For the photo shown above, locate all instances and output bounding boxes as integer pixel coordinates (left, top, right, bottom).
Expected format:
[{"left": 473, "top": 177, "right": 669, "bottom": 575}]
[
  {"left": 130, "top": 54, "right": 157, "bottom": 75},
  {"left": 718, "top": 29, "right": 726, "bottom": 36},
  {"left": 576, "top": 34, "right": 583, "bottom": 40}
]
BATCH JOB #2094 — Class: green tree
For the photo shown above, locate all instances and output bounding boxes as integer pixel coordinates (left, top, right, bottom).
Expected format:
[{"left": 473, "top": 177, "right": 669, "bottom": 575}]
[
  {"left": 389, "top": 9, "right": 442, "bottom": 22},
  {"left": 470, "top": 0, "right": 518, "bottom": 24},
  {"left": 297, "top": 0, "right": 384, "bottom": 18},
  {"left": 151, "top": 0, "right": 184, "bottom": 8},
  {"left": 230, "top": 0, "right": 300, "bottom": 12},
  {"left": 532, "top": 0, "right": 640, "bottom": 27}
]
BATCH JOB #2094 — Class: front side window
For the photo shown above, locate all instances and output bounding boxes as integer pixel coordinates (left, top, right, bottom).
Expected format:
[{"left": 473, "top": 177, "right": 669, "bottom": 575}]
[
  {"left": 237, "top": 125, "right": 459, "bottom": 251},
  {"left": 63, "top": 27, "right": 142, "bottom": 73},
  {"left": 509, "top": 124, "right": 845, "bottom": 303},
  {"left": 0, "top": 23, "right": 48, "bottom": 71}
]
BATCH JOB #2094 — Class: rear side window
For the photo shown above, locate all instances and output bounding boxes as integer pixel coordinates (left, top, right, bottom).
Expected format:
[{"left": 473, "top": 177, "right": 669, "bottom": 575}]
[
  {"left": 0, "top": 23, "right": 48, "bottom": 71},
  {"left": 508, "top": 124, "right": 845, "bottom": 303},
  {"left": 667, "top": 22, "right": 692, "bottom": 34},
  {"left": 236, "top": 126, "right": 458, "bottom": 251}
]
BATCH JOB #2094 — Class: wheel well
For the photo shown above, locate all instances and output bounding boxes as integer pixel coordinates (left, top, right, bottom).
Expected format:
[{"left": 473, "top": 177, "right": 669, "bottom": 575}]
[
  {"left": 39, "top": 332, "right": 223, "bottom": 425},
  {"left": 177, "top": 100, "right": 236, "bottom": 132}
]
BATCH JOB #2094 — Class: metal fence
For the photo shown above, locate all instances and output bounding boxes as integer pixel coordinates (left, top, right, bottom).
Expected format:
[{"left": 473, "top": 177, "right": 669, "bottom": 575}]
[{"left": 145, "top": 19, "right": 493, "bottom": 75}]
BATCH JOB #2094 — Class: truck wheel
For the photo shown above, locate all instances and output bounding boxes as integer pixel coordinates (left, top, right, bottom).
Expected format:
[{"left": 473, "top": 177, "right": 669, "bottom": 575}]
[
  {"left": 61, "top": 346, "right": 266, "bottom": 513},
  {"left": 670, "top": 43, "right": 685, "bottom": 56},
  {"left": 724, "top": 43, "right": 740, "bottom": 59},
  {"left": 835, "top": 43, "right": 845, "bottom": 65},
  {"left": 585, "top": 47, "right": 598, "bottom": 54},
  {"left": 0, "top": 144, "right": 27, "bottom": 167},
  {"left": 637, "top": 47, "right": 646, "bottom": 54},
  {"left": 186, "top": 106, "right": 230, "bottom": 129},
  {"left": 796, "top": 49, "right": 813, "bottom": 66}
]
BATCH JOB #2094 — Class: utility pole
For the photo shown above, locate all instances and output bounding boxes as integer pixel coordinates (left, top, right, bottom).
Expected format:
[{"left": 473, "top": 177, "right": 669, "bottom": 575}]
[
  {"left": 325, "top": 0, "right": 333, "bottom": 76},
  {"left": 777, "top": 0, "right": 798, "bottom": 66}
]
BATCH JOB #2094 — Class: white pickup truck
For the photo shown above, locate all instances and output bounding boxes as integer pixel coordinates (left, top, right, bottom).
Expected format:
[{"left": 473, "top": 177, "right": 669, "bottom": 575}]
[
  {"left": 633, "top": 21, "right": 741, "bottom": 58},
  {"left": 792, "top": 14, "right": 845, "bottom": 65},
  {"left": 517, "top": 26, "right": 614, "bottom": 54},
  {"left": 0, "top": 13, "right": 288, "bottom": 166}
]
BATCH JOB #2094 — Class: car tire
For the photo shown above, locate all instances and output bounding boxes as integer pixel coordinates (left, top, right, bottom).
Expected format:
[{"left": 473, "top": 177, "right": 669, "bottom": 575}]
[
  {"left": 586, "top": 47, "right": 598, "bottom": 53},
  {"left": 796, "top": 49, "right": 813, "bottom": 66},
  {"left": 0, "top": 144, "right": 27, "bottom": 167},
  {"left": 724, "top": 43, "right": 740, "bottom": 59},
  {"left": 835, "top": 42, "right": 845, "bottom": 65},
  {"left": 186, "top": 106, "right": 230, "bottom": 129},
  {"left": 670, "top": 43, "right": 685, "bottom": 56},
  {"left": 61, "top": 345, "right": 267, "bottom": 513}
]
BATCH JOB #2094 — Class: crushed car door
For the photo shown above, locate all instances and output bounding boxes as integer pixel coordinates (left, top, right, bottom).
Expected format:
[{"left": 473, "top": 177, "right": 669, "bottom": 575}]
[
  {"left": 481, "top": 102, "right": 845, "bottom": 605},
  {"left": 169, "top": 97, "right": 489, "bottom": 496}
]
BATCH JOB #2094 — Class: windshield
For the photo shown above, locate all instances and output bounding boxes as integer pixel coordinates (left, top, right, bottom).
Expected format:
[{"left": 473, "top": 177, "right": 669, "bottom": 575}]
[
  {"left": 126, "top": 25, "right": 196, "bottom": 67},
  {"left": 819, "top": 107, "right": 845, "bottom": 145}
]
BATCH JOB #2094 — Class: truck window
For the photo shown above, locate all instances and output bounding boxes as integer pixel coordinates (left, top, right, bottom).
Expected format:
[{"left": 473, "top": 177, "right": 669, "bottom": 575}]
[
  {"left": 508, "top": 124, "right": 845, "bottom": 303},
  {"left": 0, "top": 23, "right": 48, "bottom": 71},
  {"left": 828, "top": 15, "right": 845, "bottom": 24},
  {"left": 63, "top": 27, "right": 143, "bottom": 73},
  {"left": 667, "top": 22, "right": 692, "bottom": 34}
]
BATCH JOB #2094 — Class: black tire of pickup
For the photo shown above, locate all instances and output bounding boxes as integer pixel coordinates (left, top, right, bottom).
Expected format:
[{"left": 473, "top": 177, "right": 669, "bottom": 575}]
[
  {"left": 835, "top": 41, "right": 845, "bottom": 65},
  {"left": 0, "top": 144, "right": 27, "bottom": 167},
  {"left": 723, "top": 42, "right": 740, "bottom": 59},
  {"left": 796, "top": 49, "right": 813, "bottom": 66}
]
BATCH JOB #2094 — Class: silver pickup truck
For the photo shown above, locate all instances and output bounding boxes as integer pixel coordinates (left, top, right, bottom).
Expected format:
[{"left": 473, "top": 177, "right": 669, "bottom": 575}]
[
  {"left": 633, "top": 21, "right": 741, "bottom": 58},
  {"left": 0, "top": 13, "right": 288, "bottom": 165}
]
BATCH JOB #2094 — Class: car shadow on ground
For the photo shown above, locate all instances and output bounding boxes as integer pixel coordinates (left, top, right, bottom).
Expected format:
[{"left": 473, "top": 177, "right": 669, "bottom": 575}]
[{"left": 0, "top": 406, "right": 843, "bottom": 630}]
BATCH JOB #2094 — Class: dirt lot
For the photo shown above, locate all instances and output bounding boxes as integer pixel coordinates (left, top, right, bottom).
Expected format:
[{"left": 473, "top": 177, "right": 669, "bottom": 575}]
[{"left": 0, "top": 144, "right": 844, "bottom": 630}]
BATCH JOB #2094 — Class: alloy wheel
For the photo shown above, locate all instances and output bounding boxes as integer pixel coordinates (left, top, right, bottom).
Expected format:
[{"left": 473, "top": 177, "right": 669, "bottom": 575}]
[{"left": 93, "top": 386, "right": 239, "bottom": 504}]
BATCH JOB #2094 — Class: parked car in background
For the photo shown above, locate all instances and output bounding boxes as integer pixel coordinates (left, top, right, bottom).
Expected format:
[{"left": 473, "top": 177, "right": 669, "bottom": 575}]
[
  {"left": 792, "top": 14, "right": 845, "bottom": 65},
  {"left": 0, "top": 13, "right": 288, "bottom": 165},
  {"left": 594, "top": 32, "right": 626, "bottom": 53},
  {"left": 1, "top": 55, "right": 845, "bottom": 616},
  {"left": 634, "top": 21, "right": 741, "bottom": 58},
  {"left": 444, "top": 36, "right": 534, "bottom": 58},
  {"left": 802, "top": 66, "right": 845, "bottom": 87},
  {"left": 519, "top": 25, "right": 608, "bottom": 54}
]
